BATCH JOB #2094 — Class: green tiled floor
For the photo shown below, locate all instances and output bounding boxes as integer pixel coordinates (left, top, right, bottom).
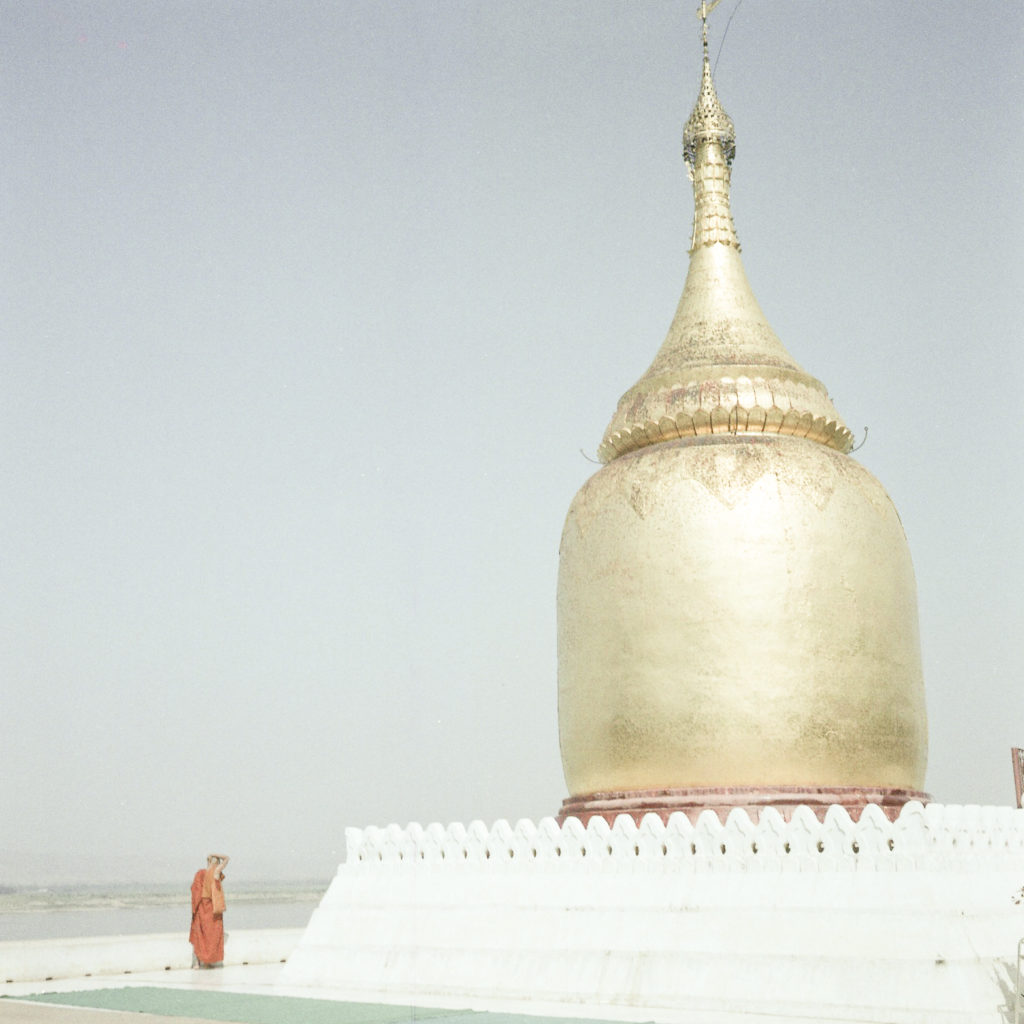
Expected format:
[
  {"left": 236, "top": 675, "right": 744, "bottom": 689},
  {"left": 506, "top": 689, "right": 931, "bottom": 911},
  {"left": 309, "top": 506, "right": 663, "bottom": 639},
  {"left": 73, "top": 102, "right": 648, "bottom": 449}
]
[{"left": 10, "top": 989, "right": 619, "bottom": 1024}]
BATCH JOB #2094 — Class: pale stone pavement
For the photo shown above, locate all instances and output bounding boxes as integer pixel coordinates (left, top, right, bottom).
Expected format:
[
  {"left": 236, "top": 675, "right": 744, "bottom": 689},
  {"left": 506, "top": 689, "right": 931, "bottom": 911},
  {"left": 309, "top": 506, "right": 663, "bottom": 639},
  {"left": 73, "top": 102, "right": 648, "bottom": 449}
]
[{"left": 0, "top": 1005, "right": 222, "bottom": 1024}]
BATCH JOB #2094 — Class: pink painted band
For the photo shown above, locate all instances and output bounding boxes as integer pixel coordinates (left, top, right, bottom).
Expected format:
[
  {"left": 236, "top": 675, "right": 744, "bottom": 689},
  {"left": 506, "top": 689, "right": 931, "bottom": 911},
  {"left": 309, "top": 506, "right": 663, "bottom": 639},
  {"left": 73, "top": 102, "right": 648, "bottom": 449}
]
[{"left": 558, "top": 786, "right": 931, "bottom": 825}]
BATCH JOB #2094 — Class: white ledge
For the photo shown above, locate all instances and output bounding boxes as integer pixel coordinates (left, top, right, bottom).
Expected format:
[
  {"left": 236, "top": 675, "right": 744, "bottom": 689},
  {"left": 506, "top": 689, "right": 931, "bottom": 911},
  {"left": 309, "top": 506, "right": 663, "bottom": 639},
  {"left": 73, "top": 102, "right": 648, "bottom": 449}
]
[{"left": 1, "top": 928, "right": 303, "bottom": 985}]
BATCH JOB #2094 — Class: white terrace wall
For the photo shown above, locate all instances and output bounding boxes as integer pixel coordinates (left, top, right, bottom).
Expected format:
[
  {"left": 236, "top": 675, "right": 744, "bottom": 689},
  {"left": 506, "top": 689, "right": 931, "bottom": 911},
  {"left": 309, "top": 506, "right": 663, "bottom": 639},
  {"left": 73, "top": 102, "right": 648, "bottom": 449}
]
[
  {"left": 281, "top": 803, "right": 1024, "bottom": 1024},
  {"left": 2, "top": 928, "right": 302, "bottom": 985}
]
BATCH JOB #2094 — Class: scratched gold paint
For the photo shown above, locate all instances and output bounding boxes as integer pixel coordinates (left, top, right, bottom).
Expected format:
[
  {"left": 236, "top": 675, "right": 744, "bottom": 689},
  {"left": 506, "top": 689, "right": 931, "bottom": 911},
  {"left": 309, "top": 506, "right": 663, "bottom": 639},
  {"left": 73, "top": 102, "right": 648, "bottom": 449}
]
[
  {"left": 558, "top": 434, "right": 927, "bottom": 795},
  {"left": 557, "top": 45, "right": 928, "bottom": 800}
]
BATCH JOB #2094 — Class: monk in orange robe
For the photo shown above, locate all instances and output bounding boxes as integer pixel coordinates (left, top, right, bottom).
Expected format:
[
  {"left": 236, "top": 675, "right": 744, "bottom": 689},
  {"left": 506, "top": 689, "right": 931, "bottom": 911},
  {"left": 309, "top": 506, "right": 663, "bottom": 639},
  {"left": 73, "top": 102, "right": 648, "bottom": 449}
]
[{"left": 189, "top": 853, "right": 228, "bottom": 967}]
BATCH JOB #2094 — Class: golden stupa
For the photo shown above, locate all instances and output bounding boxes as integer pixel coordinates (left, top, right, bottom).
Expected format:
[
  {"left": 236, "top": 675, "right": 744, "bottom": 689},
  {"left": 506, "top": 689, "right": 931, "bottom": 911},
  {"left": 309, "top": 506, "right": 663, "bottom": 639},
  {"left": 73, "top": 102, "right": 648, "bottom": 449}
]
[{"left": 557, "top": 9, "right": 928, "bottom": 823}]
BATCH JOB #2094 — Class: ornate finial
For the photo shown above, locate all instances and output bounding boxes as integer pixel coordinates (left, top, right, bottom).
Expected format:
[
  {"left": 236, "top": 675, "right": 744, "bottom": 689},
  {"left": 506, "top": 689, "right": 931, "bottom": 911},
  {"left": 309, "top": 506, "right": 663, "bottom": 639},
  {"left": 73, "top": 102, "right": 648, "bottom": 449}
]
[
  {"left": 594, "top": 0, "right": 854, "bottom": 463},
  {"left": 699, "top": 0, "right": 722, "bottom": 59},
  {"left": 683, "top": 3, "right": 738, "bottom": 251},
  {"left": 684, "top": 2, "right": 735, "bottom": 172}
]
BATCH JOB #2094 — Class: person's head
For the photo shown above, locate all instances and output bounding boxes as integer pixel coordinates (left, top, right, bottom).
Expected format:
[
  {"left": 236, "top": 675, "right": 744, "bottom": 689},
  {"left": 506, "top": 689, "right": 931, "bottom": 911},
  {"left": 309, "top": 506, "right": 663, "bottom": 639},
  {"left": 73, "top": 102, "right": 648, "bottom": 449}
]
[{"left": 207, "top": 854, "right": 217, "bottom": 867}]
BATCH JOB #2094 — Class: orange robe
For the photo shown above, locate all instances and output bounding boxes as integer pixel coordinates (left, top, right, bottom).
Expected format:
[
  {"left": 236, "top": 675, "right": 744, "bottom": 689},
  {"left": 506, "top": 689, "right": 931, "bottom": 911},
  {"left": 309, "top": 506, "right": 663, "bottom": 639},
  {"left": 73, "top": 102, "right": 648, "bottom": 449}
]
[{"left": 189, "top": 868, "right": 225, "bottom": 964}]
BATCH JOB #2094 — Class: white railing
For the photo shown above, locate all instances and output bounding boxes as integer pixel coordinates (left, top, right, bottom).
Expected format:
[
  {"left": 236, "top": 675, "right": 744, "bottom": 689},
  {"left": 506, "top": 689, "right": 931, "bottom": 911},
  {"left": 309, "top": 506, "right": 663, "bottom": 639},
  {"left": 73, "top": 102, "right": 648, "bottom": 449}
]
[{"left": 344, "top": 801, "right": 1024, "bottom": 874}]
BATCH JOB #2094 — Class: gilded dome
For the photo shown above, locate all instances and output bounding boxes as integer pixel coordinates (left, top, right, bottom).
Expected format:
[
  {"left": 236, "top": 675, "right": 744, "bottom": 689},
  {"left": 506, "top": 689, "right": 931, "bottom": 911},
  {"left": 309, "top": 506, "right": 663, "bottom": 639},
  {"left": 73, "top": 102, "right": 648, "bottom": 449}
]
[{"left": 557, "top": 23, "right": 927, "bottom": 822}]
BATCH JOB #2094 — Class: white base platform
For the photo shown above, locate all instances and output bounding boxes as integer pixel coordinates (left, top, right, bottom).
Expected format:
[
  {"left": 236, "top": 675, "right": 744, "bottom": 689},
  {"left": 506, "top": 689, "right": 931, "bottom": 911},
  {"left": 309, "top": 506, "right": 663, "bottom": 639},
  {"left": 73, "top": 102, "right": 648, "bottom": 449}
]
[{"left": 281, "top": 803, "right": 1024, "bottom": 1024}]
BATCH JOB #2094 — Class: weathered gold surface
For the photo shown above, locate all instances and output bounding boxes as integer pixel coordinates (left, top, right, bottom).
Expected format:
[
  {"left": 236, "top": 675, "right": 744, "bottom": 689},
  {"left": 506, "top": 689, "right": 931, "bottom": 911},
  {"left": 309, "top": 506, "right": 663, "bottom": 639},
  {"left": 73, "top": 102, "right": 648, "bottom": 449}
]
[
  {"left": 598, "top": 55, "right": 852, "bottom": 462},
  {"left": 558, "top": 435, "right": 927, "bottom": 795}
]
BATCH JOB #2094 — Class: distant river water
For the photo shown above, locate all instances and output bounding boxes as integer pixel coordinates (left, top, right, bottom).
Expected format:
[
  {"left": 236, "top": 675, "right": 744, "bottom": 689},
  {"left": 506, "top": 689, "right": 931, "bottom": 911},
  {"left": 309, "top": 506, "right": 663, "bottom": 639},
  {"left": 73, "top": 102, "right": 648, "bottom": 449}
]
[{"left": 0, "top": 883, "right": 326, "bottom": 942}]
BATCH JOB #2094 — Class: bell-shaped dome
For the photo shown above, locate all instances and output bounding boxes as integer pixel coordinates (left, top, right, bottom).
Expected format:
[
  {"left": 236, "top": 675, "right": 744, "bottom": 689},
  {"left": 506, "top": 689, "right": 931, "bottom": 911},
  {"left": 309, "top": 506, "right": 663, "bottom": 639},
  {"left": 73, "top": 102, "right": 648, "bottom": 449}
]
[{"left": 557, "top": 27, "right": 927, "bottom": 825}]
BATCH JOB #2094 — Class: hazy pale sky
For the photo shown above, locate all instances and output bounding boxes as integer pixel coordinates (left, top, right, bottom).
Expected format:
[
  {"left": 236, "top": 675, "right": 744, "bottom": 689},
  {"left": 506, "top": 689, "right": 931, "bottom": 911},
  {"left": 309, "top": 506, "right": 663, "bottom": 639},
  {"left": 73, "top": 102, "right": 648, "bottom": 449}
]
[{"left": 3, "top": 2, "right": 1022, "bottom": 885}]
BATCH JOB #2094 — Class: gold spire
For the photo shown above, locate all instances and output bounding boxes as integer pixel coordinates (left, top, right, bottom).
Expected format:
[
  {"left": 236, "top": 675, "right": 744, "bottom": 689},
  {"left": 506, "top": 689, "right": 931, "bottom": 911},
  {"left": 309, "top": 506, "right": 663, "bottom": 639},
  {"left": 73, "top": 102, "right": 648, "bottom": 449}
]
[
  {"left": 684, "top": 37, "right": 738, "bottom": 250},
  {"left": 596, "top": 7, "right": 853, "bottom": 463}
]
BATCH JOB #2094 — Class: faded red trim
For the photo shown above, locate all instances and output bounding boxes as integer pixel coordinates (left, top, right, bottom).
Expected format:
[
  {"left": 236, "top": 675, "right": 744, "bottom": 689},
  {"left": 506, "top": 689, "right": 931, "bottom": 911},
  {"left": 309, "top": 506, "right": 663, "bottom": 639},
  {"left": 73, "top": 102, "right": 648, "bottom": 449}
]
[{"left": 558, "top": 786, "right": 931, "bottom": 825}]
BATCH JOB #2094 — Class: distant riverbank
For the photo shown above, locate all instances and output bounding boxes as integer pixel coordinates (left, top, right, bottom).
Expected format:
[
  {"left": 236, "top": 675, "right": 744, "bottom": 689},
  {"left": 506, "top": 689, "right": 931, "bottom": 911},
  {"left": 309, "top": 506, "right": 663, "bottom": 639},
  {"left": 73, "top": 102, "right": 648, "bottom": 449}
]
[{"left": 0, "top": 881, "right": 326, "bottom": 942}]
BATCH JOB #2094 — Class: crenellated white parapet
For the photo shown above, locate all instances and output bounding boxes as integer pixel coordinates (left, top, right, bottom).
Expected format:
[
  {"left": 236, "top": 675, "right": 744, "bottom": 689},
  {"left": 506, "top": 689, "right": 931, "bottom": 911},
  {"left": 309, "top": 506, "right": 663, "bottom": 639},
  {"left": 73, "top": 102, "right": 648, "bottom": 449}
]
[
  {"left": 343, "top": 802, "right": 1024, "bottom": 874},
  {"left": 281, "top": 804, "right": 1024, "bottom": 1024}
]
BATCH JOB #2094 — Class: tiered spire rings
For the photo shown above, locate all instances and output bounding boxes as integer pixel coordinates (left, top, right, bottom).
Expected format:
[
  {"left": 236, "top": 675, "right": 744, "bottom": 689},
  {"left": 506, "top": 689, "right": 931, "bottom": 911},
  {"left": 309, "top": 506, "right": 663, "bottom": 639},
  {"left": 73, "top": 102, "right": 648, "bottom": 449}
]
[{"left": 596, "top": 7, "right": 853, "bottom": 462}]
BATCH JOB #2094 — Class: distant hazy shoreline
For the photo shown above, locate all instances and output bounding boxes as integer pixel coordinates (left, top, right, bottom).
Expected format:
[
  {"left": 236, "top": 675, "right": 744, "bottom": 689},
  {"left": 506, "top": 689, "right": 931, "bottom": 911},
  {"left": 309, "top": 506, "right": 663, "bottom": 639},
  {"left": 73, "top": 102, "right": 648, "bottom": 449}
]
[
  {"left": 0, "top": 881, "right": 327, "bottom": 942},
  {"left": 0, "top": 881, "right": 328, "bottom": 913}
]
